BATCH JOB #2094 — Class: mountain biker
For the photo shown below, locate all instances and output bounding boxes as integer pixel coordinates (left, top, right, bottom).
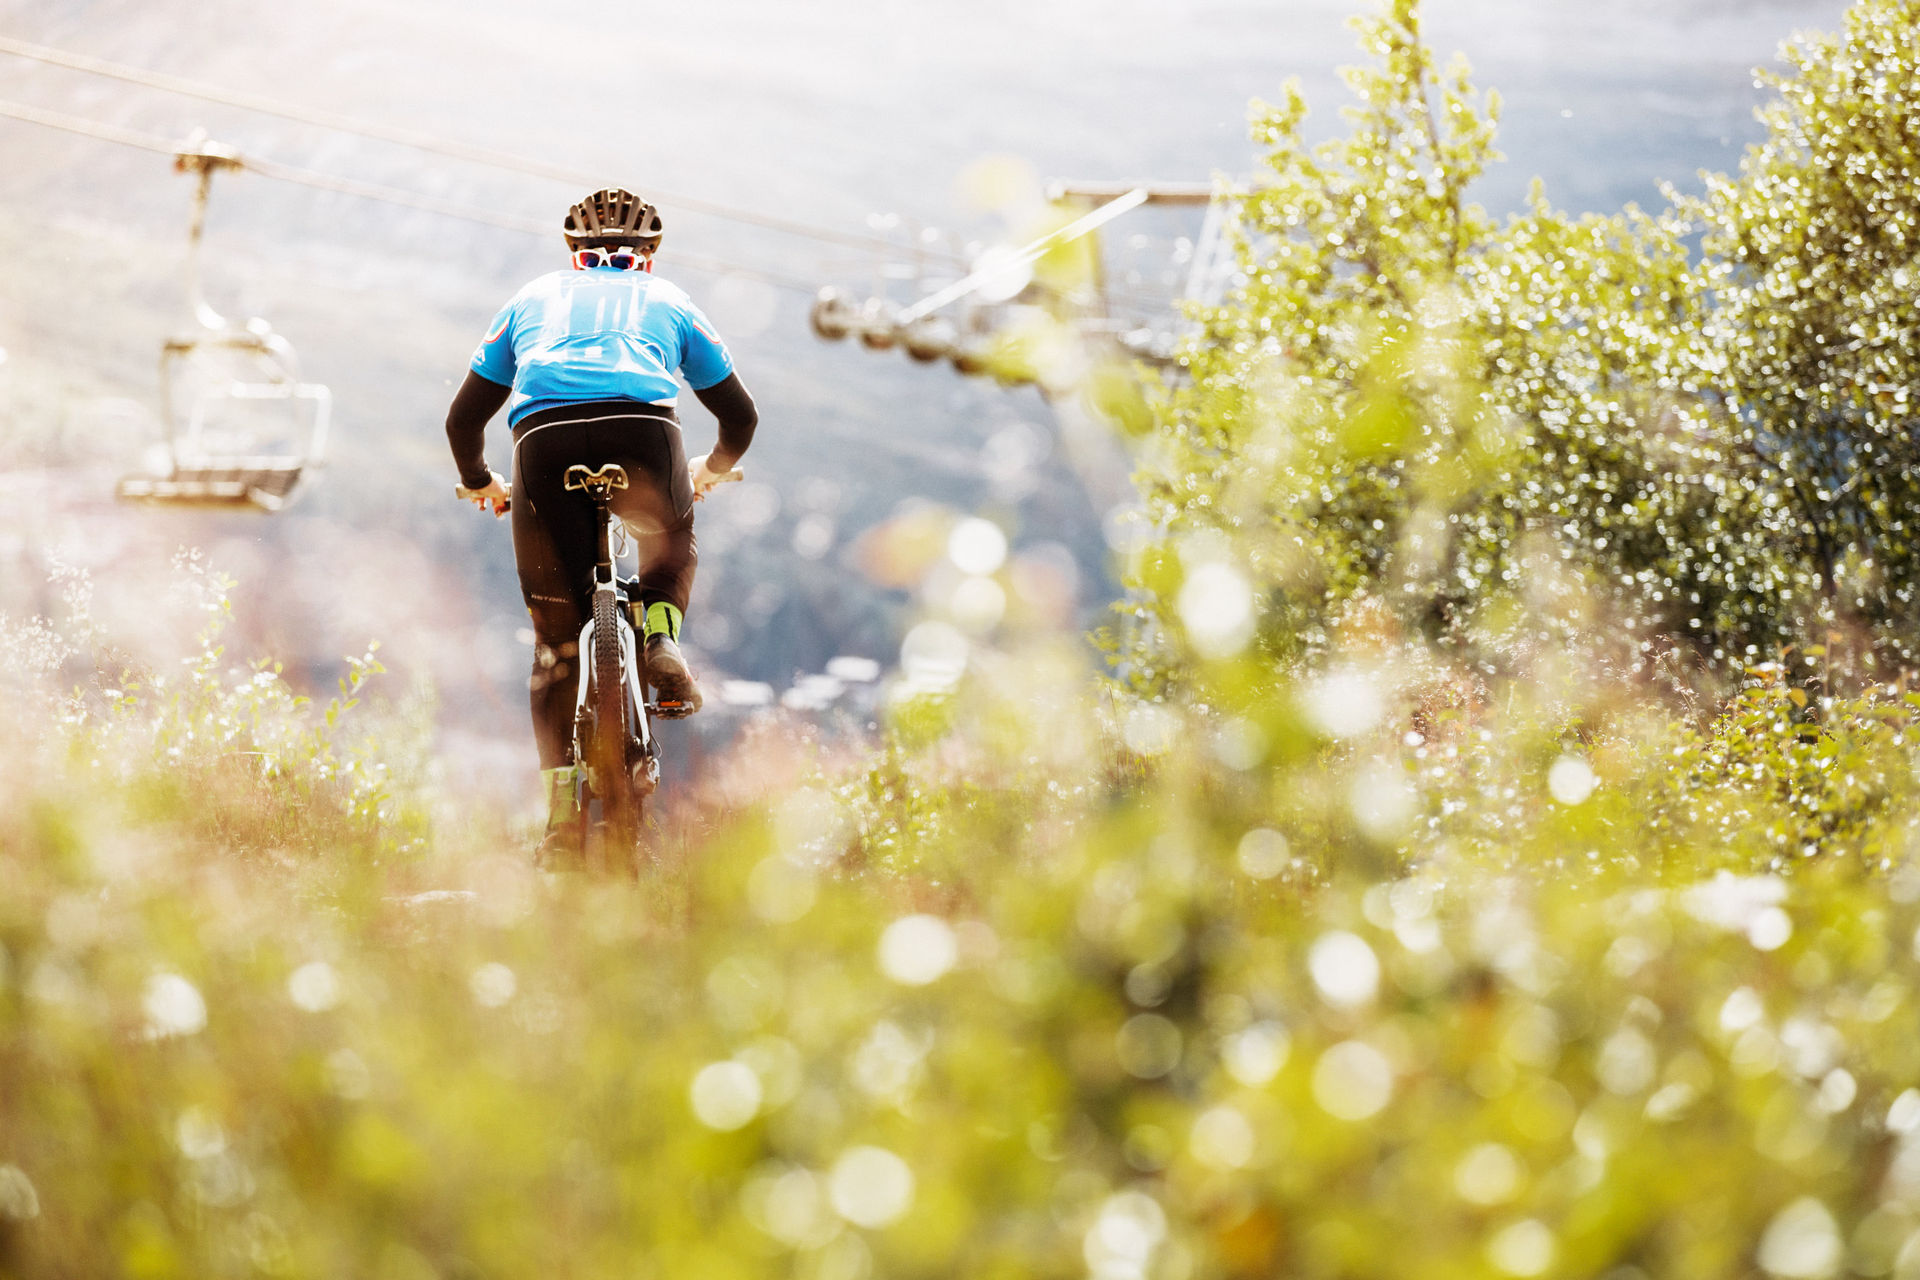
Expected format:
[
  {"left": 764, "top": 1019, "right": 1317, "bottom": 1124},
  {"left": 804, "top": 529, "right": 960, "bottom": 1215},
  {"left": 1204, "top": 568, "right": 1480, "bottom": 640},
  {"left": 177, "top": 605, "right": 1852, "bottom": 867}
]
[{"left": 445, "top": 187, "right": 758, "bottom": 854}]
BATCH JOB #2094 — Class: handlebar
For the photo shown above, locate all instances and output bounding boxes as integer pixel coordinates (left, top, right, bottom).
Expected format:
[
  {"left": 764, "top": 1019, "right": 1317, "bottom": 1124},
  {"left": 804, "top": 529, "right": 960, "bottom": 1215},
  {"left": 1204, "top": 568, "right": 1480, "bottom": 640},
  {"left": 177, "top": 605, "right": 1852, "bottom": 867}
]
[{"left": 456, "top": 467, "right": 743, "bottom": 514}]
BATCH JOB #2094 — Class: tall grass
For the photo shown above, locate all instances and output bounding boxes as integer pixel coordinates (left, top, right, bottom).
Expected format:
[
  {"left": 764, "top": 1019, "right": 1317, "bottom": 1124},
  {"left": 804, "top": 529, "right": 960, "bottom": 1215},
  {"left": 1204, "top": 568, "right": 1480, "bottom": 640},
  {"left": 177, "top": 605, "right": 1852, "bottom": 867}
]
[{"left": 3, "top": 550, "right": 1920, "bottom": 1279}]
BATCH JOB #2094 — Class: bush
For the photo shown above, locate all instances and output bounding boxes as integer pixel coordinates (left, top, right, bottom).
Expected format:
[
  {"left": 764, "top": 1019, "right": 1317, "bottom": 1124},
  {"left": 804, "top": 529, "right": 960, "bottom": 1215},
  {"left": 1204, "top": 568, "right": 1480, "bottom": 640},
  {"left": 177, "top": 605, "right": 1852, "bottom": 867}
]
[{"left": 1124, "top": 0, "right": 1920, "bottom": 692}]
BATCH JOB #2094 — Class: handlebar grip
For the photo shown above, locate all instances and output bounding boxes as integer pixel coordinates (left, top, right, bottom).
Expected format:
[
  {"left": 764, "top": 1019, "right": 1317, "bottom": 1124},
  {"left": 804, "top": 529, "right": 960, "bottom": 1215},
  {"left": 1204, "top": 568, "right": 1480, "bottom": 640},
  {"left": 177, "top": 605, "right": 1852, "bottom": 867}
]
[{"left": 456, "top": 483, "right": 511, "bottom": 512}]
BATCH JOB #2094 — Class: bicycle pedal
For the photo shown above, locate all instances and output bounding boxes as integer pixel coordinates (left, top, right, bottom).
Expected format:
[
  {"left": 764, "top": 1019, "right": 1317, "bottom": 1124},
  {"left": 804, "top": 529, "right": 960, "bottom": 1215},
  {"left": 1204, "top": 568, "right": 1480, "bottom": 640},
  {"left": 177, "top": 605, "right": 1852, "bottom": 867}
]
[{"left": 651, "top": 698, "right": 697, "bottom": 720}]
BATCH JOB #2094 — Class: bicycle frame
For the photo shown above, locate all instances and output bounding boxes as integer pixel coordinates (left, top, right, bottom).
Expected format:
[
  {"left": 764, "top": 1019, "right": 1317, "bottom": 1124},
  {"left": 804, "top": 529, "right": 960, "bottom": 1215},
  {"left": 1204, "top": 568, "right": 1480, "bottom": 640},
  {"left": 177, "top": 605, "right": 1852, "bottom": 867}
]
[
  {"left": 564, "top": 465, "right": 659, "bottom": 810},
  {"left": 539, "top": 457, "right": 738, "bottom": 863}
]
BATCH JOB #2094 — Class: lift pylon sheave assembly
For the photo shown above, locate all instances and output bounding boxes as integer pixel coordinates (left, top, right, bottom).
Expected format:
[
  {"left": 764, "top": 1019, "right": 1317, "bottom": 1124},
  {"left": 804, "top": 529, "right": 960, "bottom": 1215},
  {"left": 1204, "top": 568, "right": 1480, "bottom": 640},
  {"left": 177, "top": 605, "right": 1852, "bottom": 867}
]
[
  {"left": 116, "top": 136, "right": 330, "bottom": 513},
  {"left": 807, "top": 181, "right": 1241, "bottom": 387}
]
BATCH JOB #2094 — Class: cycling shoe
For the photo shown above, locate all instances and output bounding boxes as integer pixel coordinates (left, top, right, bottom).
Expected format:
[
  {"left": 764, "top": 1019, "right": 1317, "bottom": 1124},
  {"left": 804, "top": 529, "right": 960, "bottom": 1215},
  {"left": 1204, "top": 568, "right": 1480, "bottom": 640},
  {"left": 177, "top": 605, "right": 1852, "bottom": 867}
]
[{"left": 644, "top": 634, "right": 702, "bottom": 717}]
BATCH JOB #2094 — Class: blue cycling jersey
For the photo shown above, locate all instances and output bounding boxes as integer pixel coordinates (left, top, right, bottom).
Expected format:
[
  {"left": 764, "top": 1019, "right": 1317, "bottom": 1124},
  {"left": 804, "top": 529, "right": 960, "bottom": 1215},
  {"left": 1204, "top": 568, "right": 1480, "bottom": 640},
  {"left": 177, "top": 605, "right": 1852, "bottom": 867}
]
[{"left": 471, "top": 267, "right": 735, "bottom": 426}]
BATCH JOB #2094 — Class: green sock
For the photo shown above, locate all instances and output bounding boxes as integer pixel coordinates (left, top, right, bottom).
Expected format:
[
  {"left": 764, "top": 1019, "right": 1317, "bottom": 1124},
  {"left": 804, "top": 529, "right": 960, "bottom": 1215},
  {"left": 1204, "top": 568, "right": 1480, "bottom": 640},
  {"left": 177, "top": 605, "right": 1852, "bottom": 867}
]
[
  {"left": 542, "top": 766, "right": 580, "bottom": 823},
  {"left": 643, "top": 601, "right": 683, "bottom": 642}
]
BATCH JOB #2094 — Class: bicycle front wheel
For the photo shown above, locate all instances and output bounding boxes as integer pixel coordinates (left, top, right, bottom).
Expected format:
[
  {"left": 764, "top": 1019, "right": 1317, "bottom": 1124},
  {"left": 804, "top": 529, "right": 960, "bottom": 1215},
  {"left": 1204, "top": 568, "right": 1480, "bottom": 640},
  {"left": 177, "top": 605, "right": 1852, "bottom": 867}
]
[{"left": 588, "top": 588, "right": 641, "bottom": 864}]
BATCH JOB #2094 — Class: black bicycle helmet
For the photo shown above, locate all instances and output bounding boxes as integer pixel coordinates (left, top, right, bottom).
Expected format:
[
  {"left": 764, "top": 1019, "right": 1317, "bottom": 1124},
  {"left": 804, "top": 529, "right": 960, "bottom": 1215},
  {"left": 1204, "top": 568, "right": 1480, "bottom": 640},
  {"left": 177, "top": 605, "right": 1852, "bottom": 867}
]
[{"left": 563, "top": 188, "right": 665, "bottom": 252}]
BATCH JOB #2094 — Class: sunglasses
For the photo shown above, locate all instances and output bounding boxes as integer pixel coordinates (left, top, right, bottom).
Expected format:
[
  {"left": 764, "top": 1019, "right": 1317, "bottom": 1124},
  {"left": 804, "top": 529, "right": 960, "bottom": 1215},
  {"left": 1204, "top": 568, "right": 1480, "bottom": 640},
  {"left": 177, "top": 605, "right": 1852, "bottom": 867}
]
[{"left": 572, "top": 246, "right": 651, "bottom": 271}]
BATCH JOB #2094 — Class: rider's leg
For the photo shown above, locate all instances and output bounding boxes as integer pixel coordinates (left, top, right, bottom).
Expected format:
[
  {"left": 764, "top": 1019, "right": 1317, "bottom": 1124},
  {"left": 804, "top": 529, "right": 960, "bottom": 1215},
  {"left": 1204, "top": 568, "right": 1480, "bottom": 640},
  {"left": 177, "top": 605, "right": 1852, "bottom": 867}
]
[
  {"left": 510, "top": 405, "right": 704, "bottom": 724},
  {"left": 625, "top": 522, "right": 695, "bottom": 635},
  {"left": 511, "top": 423, "right": 602, "bottom": 849},
  {"left": 597, "top": 416, "right": 703, "bottom": 713},
  {"left": 635, "top": 543, "right": 700, "bottom": 712},
  {"left": 509, "top": 482, "right": 590, "bottom": 769},
  {"left": 536, "top": 765, "right": 582, "bottom": 862}
]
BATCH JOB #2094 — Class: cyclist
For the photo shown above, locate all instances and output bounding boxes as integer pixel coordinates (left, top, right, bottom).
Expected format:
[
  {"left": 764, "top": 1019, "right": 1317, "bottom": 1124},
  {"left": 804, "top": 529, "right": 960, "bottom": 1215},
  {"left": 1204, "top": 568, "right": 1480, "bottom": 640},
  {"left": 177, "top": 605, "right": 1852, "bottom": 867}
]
[{"left": 445, "top": 187, "right": 758, "bottom": 853}]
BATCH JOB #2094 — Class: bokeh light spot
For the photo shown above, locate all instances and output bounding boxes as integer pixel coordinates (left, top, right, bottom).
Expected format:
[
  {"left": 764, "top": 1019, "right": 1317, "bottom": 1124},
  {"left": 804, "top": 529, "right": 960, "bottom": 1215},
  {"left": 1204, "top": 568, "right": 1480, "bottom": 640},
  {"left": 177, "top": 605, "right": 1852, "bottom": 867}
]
[
  {"left": 1190, "top": 1105, "right": 1256, "bottom": 1169},
  {"left": 878, "top": 915, "right": 958, "bottom": 985},
  {"left": 828, "top": 1146, "right": 914, "bottom": 1228},
  {"left": 1083, "top": 1191, "right": 1166, "bottom": 1280},
  {"left": 1304, "top": 669, "right": 1384, "bottom": 738},
  {"left": 948, "top": 518, "right": 1009, "bottom": 576},
  {"left": 1455, "top": 1143, "right": 1523, "bottom": 1205},
  {"left": 1487, "top": 1219, "right": 1557, "bottom": 1276},
  {"left": 1221, "top": 1021, "right": 1290, "bottom": 1086},
  {"left": 1116, "top": 1014, "right": 1184, "bottom": 1079},
  {"left": 469, "top": 963, "right": 517, "bottom": 1008},
  {"left": 1547, "top": 756, "right": 1596, "bottom": 805},
  {"left": 1758, "top": 1198, "right": 1841, "bottom": 1279},
  {"left": 1236, "top": 828, "right": 1290, "bottom": 879},
  {"left": 690, "top": 1061, "right": 763, "bottom": 1132},
  {"left": 1178, "top": 563, "right": 1255, "bottom": 658},
  {"left": 144, "top": 973, "right": 207, "bottom": 1039},
  {"left": 1309, "top": 931, "right": 1381, "bottom": 1007},
  {"left": 1312, "top": 1041, "right": 1393, "bottom": 1119},
  {"left": 288, "top": 960, "right": 340, "bottom": 1012}
]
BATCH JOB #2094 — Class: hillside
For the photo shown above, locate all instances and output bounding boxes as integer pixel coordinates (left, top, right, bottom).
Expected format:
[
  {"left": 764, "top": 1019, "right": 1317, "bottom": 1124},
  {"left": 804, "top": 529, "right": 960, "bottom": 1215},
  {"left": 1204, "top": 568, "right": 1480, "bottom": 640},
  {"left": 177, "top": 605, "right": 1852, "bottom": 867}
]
[
  {"left": 0, "top": 0, "right": 1845, "bottom": 789},
  {"left": 3, "top": 0, "right": 1919, "bottom": 1274}
]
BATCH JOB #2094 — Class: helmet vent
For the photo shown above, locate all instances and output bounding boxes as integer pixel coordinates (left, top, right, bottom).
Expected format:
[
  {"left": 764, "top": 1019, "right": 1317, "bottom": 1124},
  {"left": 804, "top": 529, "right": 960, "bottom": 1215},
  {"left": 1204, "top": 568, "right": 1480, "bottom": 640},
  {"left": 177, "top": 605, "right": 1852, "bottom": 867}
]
[{"left": 564, "top": 188, "right": 665, "bottom": 251}]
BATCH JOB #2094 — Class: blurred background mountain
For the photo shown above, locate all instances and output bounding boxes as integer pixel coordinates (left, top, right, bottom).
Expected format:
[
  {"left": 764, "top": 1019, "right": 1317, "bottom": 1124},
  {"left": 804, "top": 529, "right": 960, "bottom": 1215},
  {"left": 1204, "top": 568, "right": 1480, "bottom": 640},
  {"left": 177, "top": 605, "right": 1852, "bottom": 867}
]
[{"left": 0, "top": 0, "right": 1846, "bottom": 800}]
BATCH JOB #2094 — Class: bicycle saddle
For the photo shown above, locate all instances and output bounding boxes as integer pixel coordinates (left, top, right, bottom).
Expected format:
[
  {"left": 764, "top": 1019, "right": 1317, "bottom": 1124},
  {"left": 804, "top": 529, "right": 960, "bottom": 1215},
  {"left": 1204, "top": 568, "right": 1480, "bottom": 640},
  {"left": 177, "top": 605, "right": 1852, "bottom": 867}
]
[{"left": 563, "top": 463, "right": 629, "bottom": 492}]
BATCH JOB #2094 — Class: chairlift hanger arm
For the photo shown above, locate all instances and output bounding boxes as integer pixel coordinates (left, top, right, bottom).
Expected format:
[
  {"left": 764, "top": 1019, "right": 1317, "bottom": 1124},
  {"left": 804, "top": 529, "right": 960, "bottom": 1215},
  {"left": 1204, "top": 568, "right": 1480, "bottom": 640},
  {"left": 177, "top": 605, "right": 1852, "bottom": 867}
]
[{"left": 175, "top": 137, "right": 242, "bottom": 176}]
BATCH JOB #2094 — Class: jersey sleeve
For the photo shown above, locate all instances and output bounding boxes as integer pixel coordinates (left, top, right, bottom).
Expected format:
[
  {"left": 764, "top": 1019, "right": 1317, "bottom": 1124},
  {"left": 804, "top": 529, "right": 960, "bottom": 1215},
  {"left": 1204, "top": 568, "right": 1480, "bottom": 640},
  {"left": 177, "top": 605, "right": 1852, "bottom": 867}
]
[
  {"left": 469, "top": 296, "right": 520, "bottom": 387},
  {"left": 676, "top": 299, "right": 735, "bottom": 391}
]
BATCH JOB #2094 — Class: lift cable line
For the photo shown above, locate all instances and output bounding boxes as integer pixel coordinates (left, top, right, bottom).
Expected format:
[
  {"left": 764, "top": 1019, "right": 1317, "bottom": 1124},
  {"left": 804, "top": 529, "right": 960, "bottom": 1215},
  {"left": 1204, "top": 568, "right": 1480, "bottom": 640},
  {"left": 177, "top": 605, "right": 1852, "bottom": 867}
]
[
  {"left": 0, "top": 94, "right": 176, "bottom": 156},
  {"left": 896, "top": 186, "right": 1149, "bottom": 325},
  {"left": 0, "top": 33, "right": 951, "bottom": 262},
  {"left": 0, "top": 97, "right": 819, "bottom": 293}
]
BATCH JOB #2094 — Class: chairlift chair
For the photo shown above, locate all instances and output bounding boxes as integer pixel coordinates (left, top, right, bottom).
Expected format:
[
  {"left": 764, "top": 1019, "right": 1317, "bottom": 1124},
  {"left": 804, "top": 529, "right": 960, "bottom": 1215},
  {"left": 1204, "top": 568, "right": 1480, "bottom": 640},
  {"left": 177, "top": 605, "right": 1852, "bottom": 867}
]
[{"left": 116, "top": 138, "right": 330, "bottom": 513}]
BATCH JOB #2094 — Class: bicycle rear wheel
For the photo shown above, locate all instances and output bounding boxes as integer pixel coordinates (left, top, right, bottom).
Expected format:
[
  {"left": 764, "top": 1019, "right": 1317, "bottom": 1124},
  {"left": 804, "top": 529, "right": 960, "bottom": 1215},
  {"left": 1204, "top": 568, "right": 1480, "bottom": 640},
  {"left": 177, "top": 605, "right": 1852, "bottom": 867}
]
[{"left": 588, "top": 588, "right": 642, "bottom": 866}]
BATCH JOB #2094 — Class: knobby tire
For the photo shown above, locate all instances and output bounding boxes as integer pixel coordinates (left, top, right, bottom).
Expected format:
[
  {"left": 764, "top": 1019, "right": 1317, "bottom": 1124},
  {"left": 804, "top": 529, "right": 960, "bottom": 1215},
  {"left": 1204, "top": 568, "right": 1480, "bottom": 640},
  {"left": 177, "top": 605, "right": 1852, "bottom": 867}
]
[{"left": 589, "top": 588, "right": 640, "bottom": 866}]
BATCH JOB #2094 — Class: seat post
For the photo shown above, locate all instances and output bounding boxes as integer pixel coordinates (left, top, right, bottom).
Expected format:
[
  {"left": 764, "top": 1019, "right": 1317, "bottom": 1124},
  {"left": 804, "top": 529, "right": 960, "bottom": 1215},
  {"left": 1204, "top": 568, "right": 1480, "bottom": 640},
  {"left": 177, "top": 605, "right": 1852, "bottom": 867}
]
[
  {"left": 591, "top": 488, "right": 614, "bottom": 587},
  {"left": 563, "top": 464, "right": 628, "bottom": 590}
]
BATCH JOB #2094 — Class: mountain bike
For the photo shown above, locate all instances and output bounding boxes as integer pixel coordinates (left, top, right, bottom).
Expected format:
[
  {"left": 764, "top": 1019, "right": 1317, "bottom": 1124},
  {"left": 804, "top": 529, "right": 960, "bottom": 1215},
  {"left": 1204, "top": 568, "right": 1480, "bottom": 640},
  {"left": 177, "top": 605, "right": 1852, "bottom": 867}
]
[
  {"left": 458, "top": 462, "right": 738, "bottom": 871},
  {"left": 566, "top": 462, "right": 669, "bottom": 868}
]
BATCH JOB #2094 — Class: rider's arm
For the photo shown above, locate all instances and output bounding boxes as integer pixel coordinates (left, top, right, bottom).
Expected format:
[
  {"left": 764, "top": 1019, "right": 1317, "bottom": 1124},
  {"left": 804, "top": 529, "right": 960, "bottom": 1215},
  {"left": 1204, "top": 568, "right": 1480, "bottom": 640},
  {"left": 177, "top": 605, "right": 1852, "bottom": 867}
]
[
  {"left": 692, "top": 373, "right": 757, "bottom": 472},
  {"left": 446, "top": 370, "right": 512, "bottom": 488}
]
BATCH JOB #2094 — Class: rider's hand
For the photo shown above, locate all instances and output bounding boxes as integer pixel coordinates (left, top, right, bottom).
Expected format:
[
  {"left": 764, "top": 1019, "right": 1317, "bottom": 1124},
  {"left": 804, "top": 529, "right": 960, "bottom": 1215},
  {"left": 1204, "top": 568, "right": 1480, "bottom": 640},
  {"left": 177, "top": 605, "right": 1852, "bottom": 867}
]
[
  {"left": 460, "top": 471, "right": 511, "bottom": 518},
  {"left": 688, "top": 454, "right": 734, "bottom": 502}
]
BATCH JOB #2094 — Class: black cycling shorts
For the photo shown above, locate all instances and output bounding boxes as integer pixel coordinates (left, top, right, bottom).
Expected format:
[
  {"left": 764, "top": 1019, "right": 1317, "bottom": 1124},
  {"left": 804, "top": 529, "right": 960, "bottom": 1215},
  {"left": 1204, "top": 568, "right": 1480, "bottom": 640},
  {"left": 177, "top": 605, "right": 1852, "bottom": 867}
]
[{"left": 510, "top": 400, "right": 696, "bottom": 767}]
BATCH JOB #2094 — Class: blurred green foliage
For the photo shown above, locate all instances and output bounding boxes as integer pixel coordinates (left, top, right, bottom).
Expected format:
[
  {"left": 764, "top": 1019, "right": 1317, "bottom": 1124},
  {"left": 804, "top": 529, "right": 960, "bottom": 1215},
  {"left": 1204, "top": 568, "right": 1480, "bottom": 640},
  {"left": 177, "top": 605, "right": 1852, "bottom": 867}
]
[
  {"left": 1124, "top": 0, "right": 1920, "bottom": 690},
  {"left": 5, "top": 2, "right": 1920, "bottom": 1278},
  {"left": 8, "top": 548, "right": 1920, "bottom": 1278}
]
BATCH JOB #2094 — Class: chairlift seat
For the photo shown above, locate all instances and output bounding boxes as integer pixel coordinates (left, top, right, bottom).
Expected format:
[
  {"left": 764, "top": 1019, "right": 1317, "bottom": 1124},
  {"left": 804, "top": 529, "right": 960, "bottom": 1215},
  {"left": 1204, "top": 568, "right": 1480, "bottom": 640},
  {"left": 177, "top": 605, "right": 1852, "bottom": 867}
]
[
  {"left": 116, "top": 455, "right": 310, "bottom": 513},
  {"left": 116, "top": 338, "right": 330, "bottom": 513}
]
